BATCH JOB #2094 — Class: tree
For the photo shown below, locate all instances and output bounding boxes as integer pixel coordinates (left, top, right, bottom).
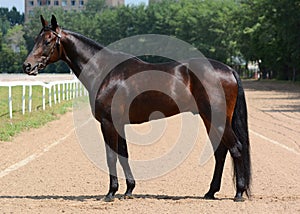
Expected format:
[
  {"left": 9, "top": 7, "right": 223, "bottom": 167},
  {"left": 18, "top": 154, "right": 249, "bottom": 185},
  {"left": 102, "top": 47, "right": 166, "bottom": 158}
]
[
  {"left": 85, "top": 0, "right": 107, "bottom": 15},
  {"left": 0, "top": 7, "right": 24, "bottom": 26},
  {"left": 7, "top": 7, "right": 24, "bottom": 25},
  {"left": 0, "top": 25, "right": 27, "bottom": 73},
  {"left": 5, "top": 25, "right": 26, "bottom": 53},
  {"left": 0, "top": 32, "right": 2, "bottom": 50},
  {"left": 0, "top": 7, "right": 25, "bottom": 73},
  {"left": 235, "top": 0, "right": 300, "bottom": 80},
  {"left": 0, "top": 8, "right": 11, "bottom": 35}
]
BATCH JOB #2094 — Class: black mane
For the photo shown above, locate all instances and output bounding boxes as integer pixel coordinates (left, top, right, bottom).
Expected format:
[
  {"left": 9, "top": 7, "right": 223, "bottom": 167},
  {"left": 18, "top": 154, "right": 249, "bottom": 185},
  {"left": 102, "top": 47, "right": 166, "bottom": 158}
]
[{"left": 65, "top": 29, "right": 105, "bottom": 52}]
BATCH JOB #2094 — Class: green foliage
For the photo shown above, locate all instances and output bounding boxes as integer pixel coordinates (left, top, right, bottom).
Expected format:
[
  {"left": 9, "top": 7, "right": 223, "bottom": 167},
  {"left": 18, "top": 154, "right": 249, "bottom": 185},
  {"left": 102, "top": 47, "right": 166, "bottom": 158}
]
[
  {"left": 0, "top": 25, "right": 28, "bottom": 73},
  {"left": 234, "top": 0, "right": 300, "bottom": 80},
  {"left": 0, "top": 7, "right": 24, "bottom": 26},
  {"left": 0, "top": 7, "right": 26, "bottom": 73},
  {"left": 0, "top": 17, "right": 10, "bottom": 36},
  {"left": 84, "top": 0, "right": 107, "bottom": 14}
]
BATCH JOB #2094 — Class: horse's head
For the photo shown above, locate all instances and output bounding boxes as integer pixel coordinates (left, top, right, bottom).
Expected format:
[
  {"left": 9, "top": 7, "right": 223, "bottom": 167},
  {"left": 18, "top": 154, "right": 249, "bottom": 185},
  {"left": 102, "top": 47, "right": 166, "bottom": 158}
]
[{"left": 23, "top": 15, "right": 63, "bottom": 75}]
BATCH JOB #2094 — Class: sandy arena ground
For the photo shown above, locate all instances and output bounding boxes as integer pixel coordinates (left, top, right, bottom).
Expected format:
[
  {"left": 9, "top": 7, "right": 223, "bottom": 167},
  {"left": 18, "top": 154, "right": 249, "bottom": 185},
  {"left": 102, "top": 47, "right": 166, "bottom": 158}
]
[{"left": 0, "top": 80, "right": 299, "bottom": 213}]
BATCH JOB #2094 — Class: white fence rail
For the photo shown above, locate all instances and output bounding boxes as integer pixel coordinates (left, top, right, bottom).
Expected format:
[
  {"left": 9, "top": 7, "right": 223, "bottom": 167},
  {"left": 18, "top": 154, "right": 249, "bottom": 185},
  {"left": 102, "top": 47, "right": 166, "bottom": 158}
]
[{"left": 0, "top": 79, "right": 88, "bottom": 119}]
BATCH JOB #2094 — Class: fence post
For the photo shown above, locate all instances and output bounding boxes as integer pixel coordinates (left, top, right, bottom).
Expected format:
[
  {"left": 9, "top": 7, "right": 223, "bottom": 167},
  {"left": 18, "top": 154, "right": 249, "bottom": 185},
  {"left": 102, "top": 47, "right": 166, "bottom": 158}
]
[
  {"left": 76, "top": 82, "right": 79, "bottom": 98},
  {"left": 22, "top": 85, "right": 26, "bottom": 115},
  {"left": 73, "top": 82, "right": 75, "bottom": 98},
  {"left": 66, "top": 83, "right": 69, "bottom": 100},
  {"left": 69, "top": 82, "right": 72, "bottom": 99},
  {"left": 8, "top": 86, "right": 12, "bottom": 119},
  {"left": 79, "top": 83, "right": 82, "bottom": 97},
  {"left": 53, "top": 84, "right": 57, "bottom": 105},
  {"left": 63, "top": 83, "right": 65, "bottom": 101},
  {"left": 70, "top": 82, "right": 73, "bottom": 99},
  {"left": 28, "top": 85, "right": 32, "bottom": 112},
  {"left": 49, "top": 86, "right": 52, "bottom": 107},
  {"left": 58, "top": 84, "right": 61, "bottom": 103}
]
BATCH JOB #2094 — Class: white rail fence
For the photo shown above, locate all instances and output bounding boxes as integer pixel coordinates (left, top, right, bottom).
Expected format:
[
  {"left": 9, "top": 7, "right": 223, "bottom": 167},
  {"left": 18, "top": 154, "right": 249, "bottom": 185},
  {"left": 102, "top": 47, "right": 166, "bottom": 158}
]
[{"left": 0, "top": 79, "right": 88, "bottom": 119}]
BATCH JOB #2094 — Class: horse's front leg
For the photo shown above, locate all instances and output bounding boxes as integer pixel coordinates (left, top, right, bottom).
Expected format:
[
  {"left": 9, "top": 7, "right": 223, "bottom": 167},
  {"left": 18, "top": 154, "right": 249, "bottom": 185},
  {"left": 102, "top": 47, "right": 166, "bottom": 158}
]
[
  {"left": 118, "top": 133, "right": 135, "bottom": 199},
  {"left": 101, "top": 120, "right": 119, "bottom": 202}
]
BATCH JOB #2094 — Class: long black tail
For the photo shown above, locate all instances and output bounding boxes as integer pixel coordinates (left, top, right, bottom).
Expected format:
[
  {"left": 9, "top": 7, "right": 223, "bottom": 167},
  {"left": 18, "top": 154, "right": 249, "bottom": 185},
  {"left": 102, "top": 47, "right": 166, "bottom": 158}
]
[{"left": 231, "top": 71, "right": 251, "bottom": 197}]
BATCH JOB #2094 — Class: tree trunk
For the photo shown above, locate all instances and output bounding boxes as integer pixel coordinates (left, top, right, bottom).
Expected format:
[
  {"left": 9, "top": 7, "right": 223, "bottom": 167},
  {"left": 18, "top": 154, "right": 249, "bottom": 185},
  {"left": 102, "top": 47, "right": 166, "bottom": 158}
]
[{"left": 292, "top": 67, "right": 296, "bottom": 82}]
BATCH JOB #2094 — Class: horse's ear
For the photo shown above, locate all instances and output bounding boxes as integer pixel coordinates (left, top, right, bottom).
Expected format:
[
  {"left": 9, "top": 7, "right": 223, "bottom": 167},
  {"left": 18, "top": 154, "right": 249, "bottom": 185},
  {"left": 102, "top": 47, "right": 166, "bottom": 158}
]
[
  {"left": 51, "top": 15, "right": 58, "bottom": 30},
  {"left": 40, "top": 15, "right": 48, "bottom": 27}
]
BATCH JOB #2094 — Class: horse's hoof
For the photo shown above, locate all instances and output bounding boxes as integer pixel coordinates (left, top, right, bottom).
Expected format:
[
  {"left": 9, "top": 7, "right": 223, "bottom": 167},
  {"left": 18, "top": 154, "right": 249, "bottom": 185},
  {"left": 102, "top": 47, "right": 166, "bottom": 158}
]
[
  {"left": 104, "top": 196, "right": 115, "bottom": 202},
  {"left": 204, "top": 193, "right": 216, "bottom": 200},
  {"left": 233, "top": 196, "right": 245, "bottom": 202}
]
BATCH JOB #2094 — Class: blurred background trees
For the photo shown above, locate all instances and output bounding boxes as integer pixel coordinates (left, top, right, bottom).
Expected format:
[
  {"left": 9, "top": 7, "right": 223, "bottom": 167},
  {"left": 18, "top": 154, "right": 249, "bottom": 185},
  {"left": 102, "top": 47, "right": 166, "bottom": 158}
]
[
  {"left": 0, "top": 0, "right": 299, "bottom": 81},
  {"left": 0, "top": 7, "right": 26, "bottom": 73}
]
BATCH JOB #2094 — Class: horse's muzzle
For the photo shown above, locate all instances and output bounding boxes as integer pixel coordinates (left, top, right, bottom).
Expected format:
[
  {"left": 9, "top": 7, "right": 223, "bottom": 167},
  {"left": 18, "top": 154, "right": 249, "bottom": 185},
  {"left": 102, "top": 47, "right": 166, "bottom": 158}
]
[{"left": 23, "top": 62, "right": 40, "bottom": 75}]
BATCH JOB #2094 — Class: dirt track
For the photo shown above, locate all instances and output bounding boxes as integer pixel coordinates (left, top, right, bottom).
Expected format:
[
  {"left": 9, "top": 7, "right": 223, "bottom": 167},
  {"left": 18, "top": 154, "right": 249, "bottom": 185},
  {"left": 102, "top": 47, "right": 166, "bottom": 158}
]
[{"left": 0, "top": 80, "right": 299, "bottom": 213}]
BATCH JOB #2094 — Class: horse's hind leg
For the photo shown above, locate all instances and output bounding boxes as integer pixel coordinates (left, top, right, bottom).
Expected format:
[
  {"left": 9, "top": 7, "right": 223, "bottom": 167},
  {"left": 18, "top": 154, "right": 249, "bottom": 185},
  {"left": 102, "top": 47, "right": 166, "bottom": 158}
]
[
  {"left": 204, "top": 122, "right": 247, "bottom": 201},
  {"left": 101, "top": 119, "right": 119, "bottom": 202},
  {"left": 118, "top": 133, "right": 135, "bottom": 199},
  {"left": 223, "top": 128, "right": 247, "bottom": 202},
  {"left": 230, "top": 140, "right": 247, "bottom": 201},
  {"left": 204, "top": 143, "right": 228, "bottom": 199}
]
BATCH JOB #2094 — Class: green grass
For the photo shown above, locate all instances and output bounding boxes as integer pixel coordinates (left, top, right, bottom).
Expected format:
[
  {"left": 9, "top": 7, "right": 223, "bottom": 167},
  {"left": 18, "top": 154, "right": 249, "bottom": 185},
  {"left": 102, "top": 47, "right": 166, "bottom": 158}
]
[{"left": 0, "top": 85, "right": 74, "bottom": 142}]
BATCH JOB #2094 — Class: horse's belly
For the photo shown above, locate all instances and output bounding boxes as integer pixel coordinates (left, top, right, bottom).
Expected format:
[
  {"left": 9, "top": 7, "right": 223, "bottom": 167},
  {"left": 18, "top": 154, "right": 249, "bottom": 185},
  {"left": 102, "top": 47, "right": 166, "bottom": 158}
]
[{"left": 127, "top": 91, "right": 193, "bottom": 124}]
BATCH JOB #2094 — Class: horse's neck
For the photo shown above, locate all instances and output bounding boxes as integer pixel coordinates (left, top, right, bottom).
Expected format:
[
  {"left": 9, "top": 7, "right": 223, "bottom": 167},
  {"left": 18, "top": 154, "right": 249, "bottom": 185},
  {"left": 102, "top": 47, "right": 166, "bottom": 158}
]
[
  {"left": 61, "top": 30, "right": 106, "bottom": 93},
  {"left": 60, "top": 30, "right": 135, "bottom": 101}
]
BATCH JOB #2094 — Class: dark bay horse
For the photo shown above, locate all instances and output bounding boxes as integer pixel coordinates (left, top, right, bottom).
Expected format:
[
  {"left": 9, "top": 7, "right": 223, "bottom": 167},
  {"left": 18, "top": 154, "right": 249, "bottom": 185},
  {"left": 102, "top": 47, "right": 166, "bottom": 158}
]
[{"left": 23, "top": 15, "right": 251, "bottom": 202}]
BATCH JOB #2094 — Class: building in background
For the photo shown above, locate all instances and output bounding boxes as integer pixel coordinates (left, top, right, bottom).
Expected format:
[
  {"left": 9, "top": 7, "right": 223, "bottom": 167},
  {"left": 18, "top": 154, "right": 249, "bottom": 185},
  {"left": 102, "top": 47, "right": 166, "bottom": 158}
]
[
  {"left": 149, "top": 0, "right": 179, "bottom": 4},
  {"left": 25, "top": 0, "right": 124, "bottom": 20},
  {"left": 106, "top": 0, "right": 124, "bottom": 6}
]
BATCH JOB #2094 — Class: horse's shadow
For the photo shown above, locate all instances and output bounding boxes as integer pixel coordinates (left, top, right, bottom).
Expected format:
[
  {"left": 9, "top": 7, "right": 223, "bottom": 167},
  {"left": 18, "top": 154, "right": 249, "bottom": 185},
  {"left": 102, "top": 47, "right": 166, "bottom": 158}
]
[{"left": 0, "top": 194, "right": 232, "bottom": 202}]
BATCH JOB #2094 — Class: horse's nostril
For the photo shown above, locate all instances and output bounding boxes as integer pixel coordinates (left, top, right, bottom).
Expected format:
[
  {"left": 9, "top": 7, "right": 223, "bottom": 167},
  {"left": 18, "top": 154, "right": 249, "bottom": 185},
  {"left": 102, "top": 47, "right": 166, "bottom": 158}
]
[{"left": 23, "top": 63, "right": 31, "bottom": 73}]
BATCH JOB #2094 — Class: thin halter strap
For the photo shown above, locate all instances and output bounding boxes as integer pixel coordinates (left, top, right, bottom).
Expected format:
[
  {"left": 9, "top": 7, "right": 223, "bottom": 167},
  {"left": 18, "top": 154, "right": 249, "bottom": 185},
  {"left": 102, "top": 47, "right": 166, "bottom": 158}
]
[{"left": 40, "top": 26, "right": 63, "bottom": 65}]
